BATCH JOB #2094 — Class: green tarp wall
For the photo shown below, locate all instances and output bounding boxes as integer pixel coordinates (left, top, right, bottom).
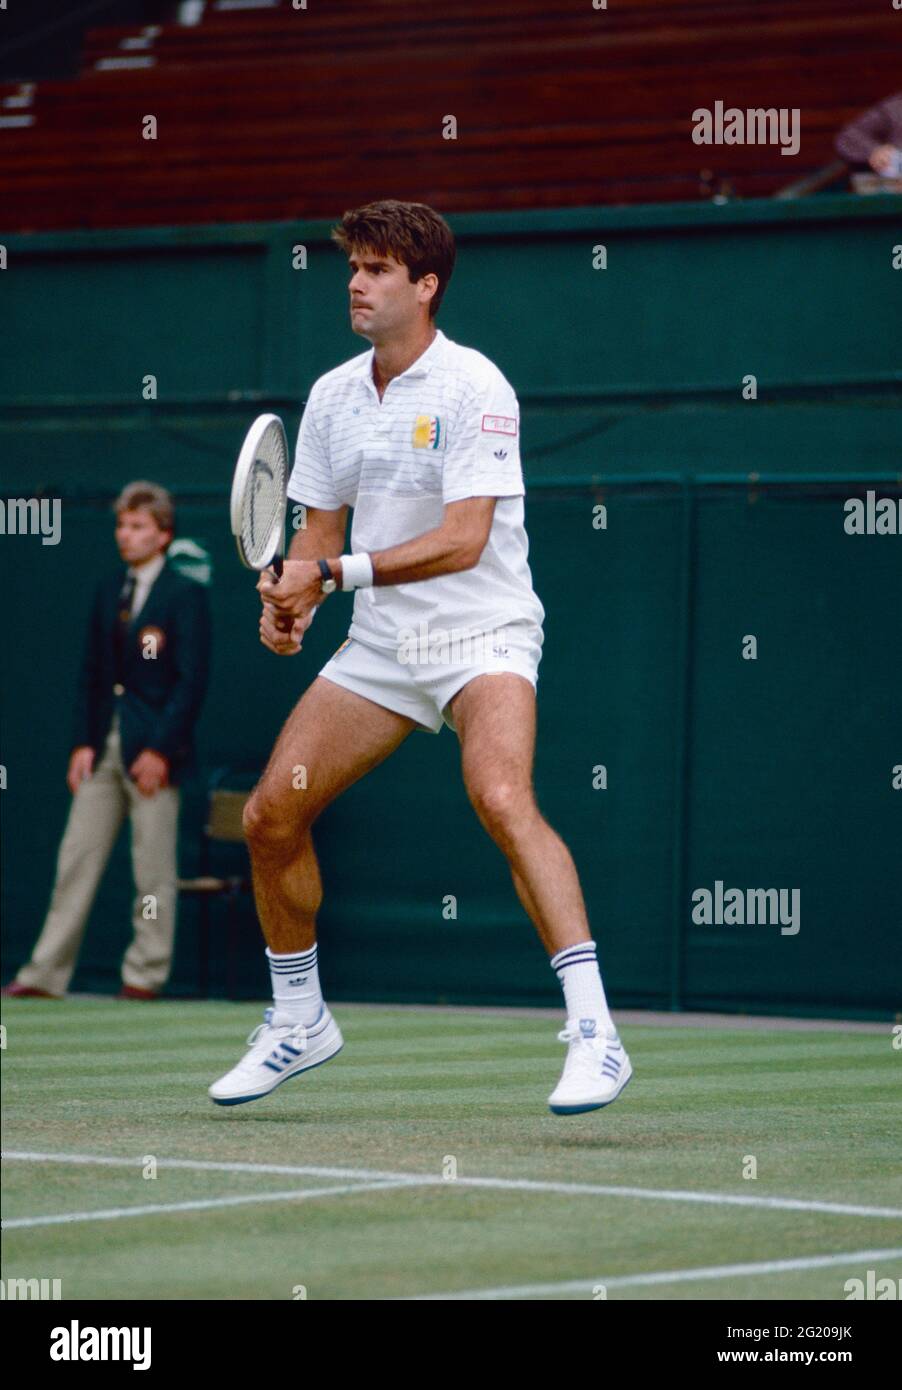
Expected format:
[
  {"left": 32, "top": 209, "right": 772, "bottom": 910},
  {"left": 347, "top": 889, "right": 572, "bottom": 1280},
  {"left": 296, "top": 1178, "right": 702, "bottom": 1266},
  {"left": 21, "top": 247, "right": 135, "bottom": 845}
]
[{"left": 1, "top": 196, "right": 900, "bottom": 1017}]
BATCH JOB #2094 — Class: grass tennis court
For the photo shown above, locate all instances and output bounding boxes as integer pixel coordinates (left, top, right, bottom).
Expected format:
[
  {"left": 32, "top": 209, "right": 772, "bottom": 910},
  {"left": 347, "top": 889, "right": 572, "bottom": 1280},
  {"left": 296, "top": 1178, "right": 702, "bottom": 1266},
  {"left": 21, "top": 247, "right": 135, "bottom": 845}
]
[{"left": 2, "top": 1000, "right": 900, "bottom": 1301}]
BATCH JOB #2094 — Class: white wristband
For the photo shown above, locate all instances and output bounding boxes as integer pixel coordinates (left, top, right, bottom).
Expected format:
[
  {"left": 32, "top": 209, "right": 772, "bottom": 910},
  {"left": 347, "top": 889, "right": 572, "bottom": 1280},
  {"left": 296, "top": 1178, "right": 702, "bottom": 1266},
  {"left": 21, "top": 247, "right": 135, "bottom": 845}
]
[{"left": 340, "top": 552, "right": 374, "bottom": 591}]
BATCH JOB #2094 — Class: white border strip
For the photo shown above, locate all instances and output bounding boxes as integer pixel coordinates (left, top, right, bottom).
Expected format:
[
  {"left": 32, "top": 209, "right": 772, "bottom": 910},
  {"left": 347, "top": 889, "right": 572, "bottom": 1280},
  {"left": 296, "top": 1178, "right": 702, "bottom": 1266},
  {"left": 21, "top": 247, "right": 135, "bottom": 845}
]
[
  {"left": 4, "top": 1151, "right": 901, "bottom": 1220},
  {"left": 405, "top": 1248, "right": 902, "bottom": 1300}
]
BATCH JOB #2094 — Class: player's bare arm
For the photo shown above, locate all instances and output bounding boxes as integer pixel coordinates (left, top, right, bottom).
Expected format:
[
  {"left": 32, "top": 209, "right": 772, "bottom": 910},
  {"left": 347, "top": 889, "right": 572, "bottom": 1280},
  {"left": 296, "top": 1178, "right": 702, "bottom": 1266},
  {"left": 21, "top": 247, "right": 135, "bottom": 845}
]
[
  {"left": 258, "top": 496, "right": 497, "bottom": 624},
  {"left": 368, "top": 495, "right": 496, "bottom": 583}
]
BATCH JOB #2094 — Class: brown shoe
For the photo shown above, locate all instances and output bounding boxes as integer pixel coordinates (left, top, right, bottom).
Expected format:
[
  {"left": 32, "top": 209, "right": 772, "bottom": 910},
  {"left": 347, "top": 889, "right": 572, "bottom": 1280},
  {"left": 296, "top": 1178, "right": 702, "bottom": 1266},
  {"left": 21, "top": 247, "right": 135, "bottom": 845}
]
[
  {"left": 1, "top": 982, "right": 62, "bottom": 999},
  {"left": 117, "top": 985, "right": 160, "bottom": 1001}
]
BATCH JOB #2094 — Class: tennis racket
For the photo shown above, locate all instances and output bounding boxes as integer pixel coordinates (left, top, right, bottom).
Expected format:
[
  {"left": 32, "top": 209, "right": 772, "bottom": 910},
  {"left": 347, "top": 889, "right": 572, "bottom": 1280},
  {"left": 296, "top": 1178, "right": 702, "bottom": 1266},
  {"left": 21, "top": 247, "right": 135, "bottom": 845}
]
[{"left": 230, "top": 413, "right": 293, "bottom": 632}]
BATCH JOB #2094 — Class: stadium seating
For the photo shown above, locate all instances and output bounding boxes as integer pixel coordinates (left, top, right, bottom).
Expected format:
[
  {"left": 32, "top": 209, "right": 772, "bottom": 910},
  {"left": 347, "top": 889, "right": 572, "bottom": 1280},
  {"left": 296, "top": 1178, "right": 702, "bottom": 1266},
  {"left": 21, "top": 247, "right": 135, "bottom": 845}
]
[{"left": 1, "top": 0, "right": 898, "bottom": 229}]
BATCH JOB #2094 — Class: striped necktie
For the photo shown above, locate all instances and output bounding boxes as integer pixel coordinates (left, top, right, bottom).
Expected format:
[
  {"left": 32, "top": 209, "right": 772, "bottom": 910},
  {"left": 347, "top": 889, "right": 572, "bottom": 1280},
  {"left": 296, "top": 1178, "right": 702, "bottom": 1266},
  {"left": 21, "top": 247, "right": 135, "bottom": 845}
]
[{"left": 114, "top": 572, "right": 136, "bottom": 683}]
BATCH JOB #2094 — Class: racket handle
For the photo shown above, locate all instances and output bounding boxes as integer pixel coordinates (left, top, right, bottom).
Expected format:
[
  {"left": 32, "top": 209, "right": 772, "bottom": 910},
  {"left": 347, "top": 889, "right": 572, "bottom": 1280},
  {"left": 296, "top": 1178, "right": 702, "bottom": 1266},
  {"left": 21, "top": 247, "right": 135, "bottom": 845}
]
[{"left": 267, "top": 553, "right": 293, "bottom": 633}]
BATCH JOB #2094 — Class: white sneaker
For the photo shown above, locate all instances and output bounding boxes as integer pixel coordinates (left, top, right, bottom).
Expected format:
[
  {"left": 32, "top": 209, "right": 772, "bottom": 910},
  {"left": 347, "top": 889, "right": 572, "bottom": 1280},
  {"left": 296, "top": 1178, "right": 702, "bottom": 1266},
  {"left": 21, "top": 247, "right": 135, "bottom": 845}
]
[
  {"left": 208, "top": 1005, "right": 343, "bottom": 1106},
  {"left": 548, "top": 1018, "right": 633, "bottom": 1115}
]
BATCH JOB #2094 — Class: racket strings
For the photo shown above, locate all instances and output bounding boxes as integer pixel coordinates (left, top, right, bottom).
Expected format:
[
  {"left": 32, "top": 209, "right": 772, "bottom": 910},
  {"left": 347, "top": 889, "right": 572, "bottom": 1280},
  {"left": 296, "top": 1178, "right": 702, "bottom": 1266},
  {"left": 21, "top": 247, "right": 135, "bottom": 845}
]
[{"left": 241, "top": 427, "right": 287, "bottom": 567}]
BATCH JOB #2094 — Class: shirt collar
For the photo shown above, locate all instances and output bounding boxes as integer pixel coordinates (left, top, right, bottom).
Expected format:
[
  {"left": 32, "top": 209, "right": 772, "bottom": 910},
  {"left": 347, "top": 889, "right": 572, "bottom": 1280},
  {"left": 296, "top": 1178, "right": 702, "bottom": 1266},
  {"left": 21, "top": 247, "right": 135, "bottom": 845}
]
[
  {"left": 129, "top": 552, "right": 166, "bottom": 585},
  {"left": 353, "top": 327, "right": 446, "bottom": 385}
]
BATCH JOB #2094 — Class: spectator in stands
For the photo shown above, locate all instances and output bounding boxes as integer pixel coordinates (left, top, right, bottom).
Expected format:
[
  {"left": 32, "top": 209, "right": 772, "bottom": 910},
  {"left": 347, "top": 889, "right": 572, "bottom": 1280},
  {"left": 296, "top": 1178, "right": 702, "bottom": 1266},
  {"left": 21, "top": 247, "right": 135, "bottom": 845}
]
[
  {"left": 2, "top": 483, "right": 212, "bottom": 1001},
  {"left": 835, "top": 93, "right": 902, "bottom": 178},
  {"left": 177, "top": 1, "right": 206, "bottom": 25}
]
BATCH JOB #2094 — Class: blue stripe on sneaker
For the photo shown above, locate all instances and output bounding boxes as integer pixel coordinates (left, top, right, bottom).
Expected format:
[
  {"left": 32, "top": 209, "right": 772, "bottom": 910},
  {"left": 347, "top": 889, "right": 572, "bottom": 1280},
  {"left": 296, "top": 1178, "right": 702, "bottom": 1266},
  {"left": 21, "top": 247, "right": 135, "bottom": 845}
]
[{"left": 210, "top": 1040, "right": 344, "bottom": 1107}]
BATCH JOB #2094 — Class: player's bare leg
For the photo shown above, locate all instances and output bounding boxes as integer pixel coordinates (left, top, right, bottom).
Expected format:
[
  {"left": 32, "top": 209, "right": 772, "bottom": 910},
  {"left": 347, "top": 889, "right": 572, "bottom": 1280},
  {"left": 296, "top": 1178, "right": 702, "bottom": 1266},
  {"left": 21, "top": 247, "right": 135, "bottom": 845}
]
[
  {"left": 450, "top": 673, "right": 633, "bottom": 1113},
  {"left": 209, "top": 677, "right": 415, "bottom": 1105},
  {"left": 242, "top": 675, "right": 416, "bottom": 953},
  {"left": 449, "top": 673, "right": 590, "bottom": 956}
]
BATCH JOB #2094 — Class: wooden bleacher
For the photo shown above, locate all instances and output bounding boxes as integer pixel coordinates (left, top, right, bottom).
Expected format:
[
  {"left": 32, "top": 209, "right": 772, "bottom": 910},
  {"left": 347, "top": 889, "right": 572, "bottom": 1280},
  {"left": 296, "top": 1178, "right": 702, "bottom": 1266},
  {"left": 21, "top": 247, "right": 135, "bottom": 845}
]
[{"left": 0, "top": 0, "right": 898, "bottom": 231}]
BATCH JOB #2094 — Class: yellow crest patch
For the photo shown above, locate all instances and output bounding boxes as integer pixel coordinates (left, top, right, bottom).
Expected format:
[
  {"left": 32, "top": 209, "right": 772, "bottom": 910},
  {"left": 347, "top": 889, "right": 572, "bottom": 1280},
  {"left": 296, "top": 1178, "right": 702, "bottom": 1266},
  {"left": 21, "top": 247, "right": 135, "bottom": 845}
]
[{"left": 412, "top": 415, "right": 444, "bottom": 450}]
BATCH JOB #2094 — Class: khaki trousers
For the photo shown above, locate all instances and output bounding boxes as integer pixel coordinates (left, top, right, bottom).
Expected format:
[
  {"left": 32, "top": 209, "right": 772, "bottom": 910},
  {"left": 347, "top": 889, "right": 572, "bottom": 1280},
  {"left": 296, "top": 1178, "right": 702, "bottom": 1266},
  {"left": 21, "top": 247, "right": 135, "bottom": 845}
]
[{"left": 16, "top": 718, "right": 181, "bottom": 995}]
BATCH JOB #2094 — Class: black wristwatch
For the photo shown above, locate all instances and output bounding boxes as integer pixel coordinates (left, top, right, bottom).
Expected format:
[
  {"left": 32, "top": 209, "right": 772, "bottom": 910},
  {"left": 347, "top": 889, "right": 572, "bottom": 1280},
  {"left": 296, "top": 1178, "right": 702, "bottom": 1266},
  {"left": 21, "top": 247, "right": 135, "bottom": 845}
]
[{"left": 318, "top": 558, "right": 337, "bottom": 595}]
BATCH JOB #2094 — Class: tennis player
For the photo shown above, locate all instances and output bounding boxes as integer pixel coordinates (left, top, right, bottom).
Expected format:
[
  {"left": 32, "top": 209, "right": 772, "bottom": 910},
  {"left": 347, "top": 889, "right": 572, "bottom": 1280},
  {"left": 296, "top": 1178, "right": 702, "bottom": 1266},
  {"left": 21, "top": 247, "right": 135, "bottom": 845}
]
[{"left": 209, "top": 200, "right": 632, "bottom": 1114}]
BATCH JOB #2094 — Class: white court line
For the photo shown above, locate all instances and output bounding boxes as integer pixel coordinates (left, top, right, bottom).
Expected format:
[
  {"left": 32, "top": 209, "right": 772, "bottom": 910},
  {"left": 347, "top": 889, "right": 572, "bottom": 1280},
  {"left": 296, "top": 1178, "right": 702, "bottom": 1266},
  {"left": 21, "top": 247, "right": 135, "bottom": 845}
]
[
  {"left": 404, "top": 1247, "right": 902, "bottom": 1300},
  {"left": 1, "top": 1179, "right": 427, "bottom": 1230},
  {"left": 4, "top": 1151, "right": 902, "bottom": 1220}
]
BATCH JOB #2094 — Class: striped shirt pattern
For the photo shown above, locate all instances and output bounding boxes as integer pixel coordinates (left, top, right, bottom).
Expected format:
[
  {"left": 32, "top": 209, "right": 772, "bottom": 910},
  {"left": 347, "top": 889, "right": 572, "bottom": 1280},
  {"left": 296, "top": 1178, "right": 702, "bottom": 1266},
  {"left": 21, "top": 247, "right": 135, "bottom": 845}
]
[{"left": 287, "top": 329, "right": 545, "bottom": 652}]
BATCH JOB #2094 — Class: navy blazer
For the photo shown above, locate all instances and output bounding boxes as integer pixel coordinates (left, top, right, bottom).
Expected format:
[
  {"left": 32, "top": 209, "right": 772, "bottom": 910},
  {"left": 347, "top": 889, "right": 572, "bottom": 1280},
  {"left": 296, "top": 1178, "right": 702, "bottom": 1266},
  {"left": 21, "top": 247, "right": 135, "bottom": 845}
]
[{"left": 71, "top": 561, "right": 212, "bottom": 785}]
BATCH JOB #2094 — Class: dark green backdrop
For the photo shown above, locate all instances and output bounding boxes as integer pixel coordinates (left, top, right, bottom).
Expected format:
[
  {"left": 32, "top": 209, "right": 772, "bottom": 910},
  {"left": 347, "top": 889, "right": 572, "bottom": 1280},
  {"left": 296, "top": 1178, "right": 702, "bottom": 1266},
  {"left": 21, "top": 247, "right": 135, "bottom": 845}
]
[{"left": 1, "top": 196, "right": 900, "bottom": 1017}]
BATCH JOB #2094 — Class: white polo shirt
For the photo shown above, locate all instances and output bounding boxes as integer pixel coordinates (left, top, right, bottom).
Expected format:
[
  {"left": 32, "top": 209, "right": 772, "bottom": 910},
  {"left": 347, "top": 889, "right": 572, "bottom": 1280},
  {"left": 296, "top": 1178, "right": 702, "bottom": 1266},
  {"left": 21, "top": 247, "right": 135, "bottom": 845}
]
[{"left": 286, "top": 328, "right": 545, "bottom": 652}]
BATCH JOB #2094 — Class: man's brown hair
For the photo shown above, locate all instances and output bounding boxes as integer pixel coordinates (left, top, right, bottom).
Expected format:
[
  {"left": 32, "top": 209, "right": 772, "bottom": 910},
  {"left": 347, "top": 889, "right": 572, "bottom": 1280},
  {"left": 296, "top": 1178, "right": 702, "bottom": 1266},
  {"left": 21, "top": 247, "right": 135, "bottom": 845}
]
[
  {"left": 331, "top": 200, "right": 456, "bottom": 319},
  {"left": 113, "top": 481, "right": 175, "bottom": 546}
]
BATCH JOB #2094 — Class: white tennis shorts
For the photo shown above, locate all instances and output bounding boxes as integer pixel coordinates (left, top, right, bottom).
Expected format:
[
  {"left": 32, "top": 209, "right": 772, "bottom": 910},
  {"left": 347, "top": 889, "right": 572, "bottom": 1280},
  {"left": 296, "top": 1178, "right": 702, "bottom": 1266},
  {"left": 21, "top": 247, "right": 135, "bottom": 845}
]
[{"left": 318, "top": 621, "right": 544, "bottom": 734}]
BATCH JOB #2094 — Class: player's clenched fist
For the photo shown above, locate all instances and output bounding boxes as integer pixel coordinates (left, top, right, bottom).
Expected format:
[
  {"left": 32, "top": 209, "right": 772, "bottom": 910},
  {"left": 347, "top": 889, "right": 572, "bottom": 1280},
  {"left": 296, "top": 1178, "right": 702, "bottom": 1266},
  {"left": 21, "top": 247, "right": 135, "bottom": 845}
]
[
  {"left": 258, "top": 559, "right": 323, "bottom": 619},
  {"left": 260, "top": 602, "right": 314, "bottom": 655}
]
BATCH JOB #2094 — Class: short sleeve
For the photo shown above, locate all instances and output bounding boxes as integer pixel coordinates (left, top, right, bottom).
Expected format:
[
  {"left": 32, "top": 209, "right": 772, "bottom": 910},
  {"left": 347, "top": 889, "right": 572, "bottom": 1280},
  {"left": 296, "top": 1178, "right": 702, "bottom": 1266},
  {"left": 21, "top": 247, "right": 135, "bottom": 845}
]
[
  {"left": 286, "top": 388, "right": 343, "bottom": 509},
  {"left": 442, "top": 373, "right": 525, "bottom": 504}
]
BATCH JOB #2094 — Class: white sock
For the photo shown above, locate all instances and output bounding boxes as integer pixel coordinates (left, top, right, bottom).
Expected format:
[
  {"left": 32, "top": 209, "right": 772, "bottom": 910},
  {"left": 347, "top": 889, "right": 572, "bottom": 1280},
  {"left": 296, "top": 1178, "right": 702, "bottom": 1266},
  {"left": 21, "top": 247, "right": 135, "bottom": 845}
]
[
  {"left": 550, "top": 941, "right": 617, "bottom": 1039},
  {"left": 266, "top": 945, "right": 323, "bottom": 1026}
]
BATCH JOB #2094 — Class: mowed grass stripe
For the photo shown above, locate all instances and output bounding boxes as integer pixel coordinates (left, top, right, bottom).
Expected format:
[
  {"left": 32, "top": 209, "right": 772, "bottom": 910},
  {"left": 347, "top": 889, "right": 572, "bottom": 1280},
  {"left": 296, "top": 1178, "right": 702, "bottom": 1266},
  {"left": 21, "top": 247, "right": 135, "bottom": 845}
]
[
  {"left": 2, "top": 1000, "right": 899, "bottom": 1297},
  {"left": 0, "top": 1160, "right": 406, "bottom": 1220},
  {"left": 2, "top": 1187, "right": 901, "bottom": 1301},
  {"left": 3, "top": 1007, "right": 898, "bottom": 1183},
  {"left": 407, "top": 1248, "right": 902, "bottom": 1300},
  {"left": 3, "top": 1179, "right": 430, "bottom": 1229},
  {"left": 0, "top": 1000, "right": 891, "bottom": 1046},
  {"left": 5, "top": 1151, "right": 901, "bottom": 1219}
]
